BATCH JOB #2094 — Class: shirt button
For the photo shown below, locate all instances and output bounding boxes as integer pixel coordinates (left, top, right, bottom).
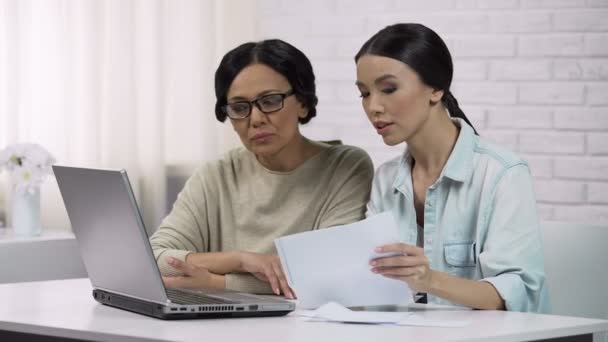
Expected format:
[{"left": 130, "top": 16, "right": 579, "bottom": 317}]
[{"left": 426, "top": 238, "right": 433, "bottom": 245}]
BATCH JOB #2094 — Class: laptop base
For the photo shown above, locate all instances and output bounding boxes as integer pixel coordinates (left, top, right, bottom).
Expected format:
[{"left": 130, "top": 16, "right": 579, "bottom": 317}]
[{"left": 93, "top": 290, "right": 292, "bottom": 320}]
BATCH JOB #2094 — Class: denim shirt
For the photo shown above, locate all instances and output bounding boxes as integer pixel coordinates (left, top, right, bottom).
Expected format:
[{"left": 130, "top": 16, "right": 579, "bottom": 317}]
[{"left": 367, "top": 119, "right": 550, "bottom": 313}]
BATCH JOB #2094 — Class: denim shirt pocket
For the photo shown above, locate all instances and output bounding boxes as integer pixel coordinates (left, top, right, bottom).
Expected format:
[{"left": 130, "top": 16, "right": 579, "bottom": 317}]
[{"left": 444, "top": 241, "right": 477, "bottom": 267}]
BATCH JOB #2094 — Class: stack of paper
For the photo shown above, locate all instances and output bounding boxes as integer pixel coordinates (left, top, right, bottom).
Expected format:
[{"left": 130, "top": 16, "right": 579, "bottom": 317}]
[{"left": 274, "top": 212, "right": 413, "bottom": 309}]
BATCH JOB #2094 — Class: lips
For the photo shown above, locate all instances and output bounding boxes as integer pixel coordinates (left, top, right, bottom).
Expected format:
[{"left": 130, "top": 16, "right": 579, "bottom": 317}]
[
  {"left": 374, "top": 121, "right": 394, "bottom": 135},
  {"left": 374, "top": 122, "right": 392, "bottom": 129},
  {"left": 250, "top": 132, "right": 274, "bottom": 141}
]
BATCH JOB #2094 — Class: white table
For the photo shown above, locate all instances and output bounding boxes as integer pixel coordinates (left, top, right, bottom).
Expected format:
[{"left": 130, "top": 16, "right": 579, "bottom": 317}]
[{"left": 0, "top": 279, "right": 607, "bottom": 342}]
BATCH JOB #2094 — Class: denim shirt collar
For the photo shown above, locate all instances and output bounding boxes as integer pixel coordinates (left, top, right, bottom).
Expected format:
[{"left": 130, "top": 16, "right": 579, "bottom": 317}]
[{"left": 392, "top": 118, "right": 476, "bottom": 194}]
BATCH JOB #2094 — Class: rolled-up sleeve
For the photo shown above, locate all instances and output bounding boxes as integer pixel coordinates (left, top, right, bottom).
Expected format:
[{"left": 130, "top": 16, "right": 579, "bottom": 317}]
[{"left": 479, "top": 164, "right": 550, "bottom": 313}]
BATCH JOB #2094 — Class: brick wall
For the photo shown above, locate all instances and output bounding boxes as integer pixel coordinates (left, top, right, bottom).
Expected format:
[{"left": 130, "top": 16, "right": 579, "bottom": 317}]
[{"left": 254, "top": 0, "right": 608, "bottom": 225}]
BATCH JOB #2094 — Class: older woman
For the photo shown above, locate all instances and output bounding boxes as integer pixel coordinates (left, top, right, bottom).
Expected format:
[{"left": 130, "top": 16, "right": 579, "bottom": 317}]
[{"left": 150, "top": 39, "right": 373, "bottom": 298}]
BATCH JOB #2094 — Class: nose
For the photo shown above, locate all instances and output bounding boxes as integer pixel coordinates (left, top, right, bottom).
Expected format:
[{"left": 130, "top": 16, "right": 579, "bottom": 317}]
[
  {"left": 366, "top": 93, "right": 384, "bottom": 117},
  {"left": 249, "top": 105, "right": 267, "bottom": 128}
]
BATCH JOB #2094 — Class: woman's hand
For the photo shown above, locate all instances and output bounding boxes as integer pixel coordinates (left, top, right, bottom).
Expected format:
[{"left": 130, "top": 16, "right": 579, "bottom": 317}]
[
  {"left": 238, "top": 252, "right": 295, "bottom": 299},
  {"left": 162, "top": 257, "right": 224, "bottom": 290},
  {"left": 370, "top": 243, "right": 435, "bottom": 293}
]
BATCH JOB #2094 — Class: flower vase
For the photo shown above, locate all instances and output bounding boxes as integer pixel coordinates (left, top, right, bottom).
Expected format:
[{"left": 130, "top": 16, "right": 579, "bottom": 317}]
[{"left": 11, "top": 187, "right": 42, "bottom": 237}]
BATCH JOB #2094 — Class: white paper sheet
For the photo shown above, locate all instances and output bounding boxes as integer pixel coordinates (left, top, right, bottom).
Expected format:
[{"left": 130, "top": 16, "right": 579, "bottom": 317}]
[
  {"left": 274, "top": 212, "right": 413, "bottom": 309},
  {"left": 311, "top": 302, "right": 410, "bottom": 324},
  {"left": 299, "top": 302, "right": 469, "bottom": 327}
]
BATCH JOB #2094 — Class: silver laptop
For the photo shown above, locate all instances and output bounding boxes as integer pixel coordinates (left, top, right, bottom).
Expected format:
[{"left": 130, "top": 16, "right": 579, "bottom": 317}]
[{"left": 53, "top": 165, "right": 295, "bottom": 320}]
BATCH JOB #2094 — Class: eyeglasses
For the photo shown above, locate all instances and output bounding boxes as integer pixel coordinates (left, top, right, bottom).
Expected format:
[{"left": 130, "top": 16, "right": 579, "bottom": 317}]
[{"left": 222, "top": 90, "right": 295, "bottom": 120}]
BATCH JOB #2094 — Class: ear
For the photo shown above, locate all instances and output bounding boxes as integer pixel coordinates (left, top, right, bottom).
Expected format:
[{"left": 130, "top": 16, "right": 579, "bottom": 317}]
[
  {"left": 298, "top": 104, "right": 308, "bottom": 118},
  {"left": 429, "top": 88, "right": 444, "bottom": 105}
]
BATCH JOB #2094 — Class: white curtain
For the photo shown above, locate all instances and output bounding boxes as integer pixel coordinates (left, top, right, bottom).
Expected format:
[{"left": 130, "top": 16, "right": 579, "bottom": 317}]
[{"left": 0, "top": 0, "right": 252, "bottom": 233}]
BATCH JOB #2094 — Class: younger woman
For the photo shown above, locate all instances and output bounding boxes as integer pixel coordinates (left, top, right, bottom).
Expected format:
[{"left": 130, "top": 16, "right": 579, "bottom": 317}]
[{"left": 356, "top": 24, "right": 549, "bottom": 312}]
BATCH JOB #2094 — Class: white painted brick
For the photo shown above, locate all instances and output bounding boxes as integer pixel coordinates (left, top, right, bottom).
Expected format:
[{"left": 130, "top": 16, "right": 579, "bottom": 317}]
[
  {"left": 395, "top": 0, "right": 455, "bottom": 10},
  {"left": 458, "top": 105, "right": 486, "bottom": 129},
  {"left": 316, "top": 82, "right": 337, "bottom": 104},
  {"left": 520, "top": 131, "right": 585, "bottom": 154},
  {"left": 310, "top": 16, "right": 367, "bottom": 36},
  {"left": 453, "top": 60, "right": 487, "bottom": 81},
  {"left": 519, "top": 34, "right": 584, "bottom": 56},
  {"left": 313, "top": 61, "right": 355, "bottom": 81},
  {"left": 257, "top": 0, "right": 281, "bottom": 13},
  {"left": 488, "top": 12, "right": 552, "bottom": 33},
  {"left": 552, "top": 205, "right": 608, "bottom": 224},
  {"left": 489, "top": 60, "right": 552, "bottom": 81},
  {"left": 256, "top": 16, "right": 311, "bottom": 37},
  {"left": 555, "top": 108, "right": 608, "bottom": 130},
  {"left": 478, "top": 130, "right": 519, "bottom": 150},
  {"left": 535, "top": 180, "right": 586, "bottom": 203},
  {"left": 521, "top": 0, "right": 586, "bottom": 8},
  {"left": 253, "top": 1, "right": 608, "bottom": 222},
  {"left": 587, "top": 0, "right": 608, "bottom": 7},
  {"left": 367, "top": 13, "right": 488, "bottom": 37},
  {"left": 588, "top": 133, "right": 608, "bottom": 155},
  {"left": 587, "top": 83, "right": 608, "bottom": 105},
  {"left": 451, "top": 82, "right": 518, "bottom": 104},
  {"left": 313, "top": 104, "right": 368, "bottom": 126},
  {"left": 536, "top": 204, "right": 555, "bottom": 221},
  {"left": 523, "top": 155, "right": 554, "bottom": 178},
  {"left": 287, "top": 37, "right": 337, "bottom": 59},
  {"left": 487, "top": 107, "right": 552, "bottom": 128},
  {"left": 587, "top": 182, "right": 608, "bottom": 203},
  {"left": 277, "top": 0, "right": 335, "bottom": 15},
  {"left": 519, "top": 82, "right": 585, "bottom": 104},
  {"left": 554, "top": 59, "right": 608, "bottom": 80},
  {"left": 554, "top": 10, "right": 608, "bottom": 32},
  {"left": 480, "top": 0, "right": 519, "bottom": 8},
  {"left": 455, "top": 0, "right": 519, "bottom": 9},
  {"left": 450, "top": 35, "right": 516, "bottom": 57},
  {"left": 337, "top": 37, "right": 368, "bottom": 58},
  {"left": 335, "top": 80, "right": 363, "bottom": 103},
  {"left": 555, "top": 157, "right": 608, "bottom": 180},
  {"left": 336, "top": 0, "right": 390, "bottom": 14},
  {"left": 584, "top": 34, "right": 608, "bottom": 56}
]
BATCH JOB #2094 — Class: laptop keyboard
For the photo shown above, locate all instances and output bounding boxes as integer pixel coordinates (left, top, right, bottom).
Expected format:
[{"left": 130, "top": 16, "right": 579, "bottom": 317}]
[{"left": 166, "top": 289, "right": 233, "bottom": 305}]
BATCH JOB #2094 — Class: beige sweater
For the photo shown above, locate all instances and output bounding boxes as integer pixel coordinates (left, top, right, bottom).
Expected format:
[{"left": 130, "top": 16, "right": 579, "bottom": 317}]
[{"left": 150, "top": 143, "right": 374, "bottom": 293}]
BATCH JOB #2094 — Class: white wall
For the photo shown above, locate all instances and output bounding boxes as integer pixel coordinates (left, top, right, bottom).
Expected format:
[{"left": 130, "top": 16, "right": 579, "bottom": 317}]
[{"left": 254, "top": 0, "right": 608, "bottom": 225}]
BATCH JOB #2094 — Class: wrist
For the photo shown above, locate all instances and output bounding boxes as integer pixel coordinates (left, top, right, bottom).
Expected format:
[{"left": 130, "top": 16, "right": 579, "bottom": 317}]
[
  {"left": 209, "top": 273, "right": 226, "bottom": 290},
  {"left": 426, "top": 270, "right": 442, "bottom": 295}
]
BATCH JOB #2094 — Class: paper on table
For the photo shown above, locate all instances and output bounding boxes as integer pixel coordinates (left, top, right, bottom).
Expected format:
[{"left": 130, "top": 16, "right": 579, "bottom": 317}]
[
  {"left": 274, "top": 212, "right": 413, "bottom": 309},
  {"left": 302, "top": 302, "right": 469, "bottom": 328},
  {"left": 311, "top": 302, "right": 410, "bottom": 324}
]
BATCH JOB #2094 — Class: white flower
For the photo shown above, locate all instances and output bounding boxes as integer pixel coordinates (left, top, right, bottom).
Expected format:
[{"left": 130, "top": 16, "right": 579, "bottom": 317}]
[{"left": 0, "top": 143, "right": 56, "bottom": 194}]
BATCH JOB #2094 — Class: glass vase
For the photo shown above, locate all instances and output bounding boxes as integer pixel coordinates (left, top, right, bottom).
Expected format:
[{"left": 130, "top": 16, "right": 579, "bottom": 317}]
[{"left": 11, "top": 187, "right": 42, "bottom": 237}]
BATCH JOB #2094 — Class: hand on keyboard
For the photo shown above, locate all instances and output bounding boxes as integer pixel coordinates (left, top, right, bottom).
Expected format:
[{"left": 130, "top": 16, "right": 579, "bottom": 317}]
[{"left": 237, "top": 252, "right": 295, "bottom": 299}]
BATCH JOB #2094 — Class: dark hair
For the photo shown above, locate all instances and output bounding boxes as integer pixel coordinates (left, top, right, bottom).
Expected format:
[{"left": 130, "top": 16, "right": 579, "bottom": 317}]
[
  {"left": 214, "top": 39, "right": 318, "bottom": 124},
  {"left": 355, "top": 23, "right": 478, "bottom": 135}
]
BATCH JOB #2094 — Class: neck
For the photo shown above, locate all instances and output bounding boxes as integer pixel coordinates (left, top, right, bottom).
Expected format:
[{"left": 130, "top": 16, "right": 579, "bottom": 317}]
[
  {"left": 256, "top": 133, "right": 316, "bottom": 172},
  {"left": 407, "top": 106, "right": 459, "bottom": 177}
]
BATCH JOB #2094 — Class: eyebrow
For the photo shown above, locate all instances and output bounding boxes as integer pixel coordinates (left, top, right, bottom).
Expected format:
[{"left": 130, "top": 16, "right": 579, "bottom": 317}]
[
  {"left": 355, "top": 74, "right": 398, "bottom": 87},
  {"left": 228, "top": 89, "right": 282, "bottom": 102}
]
